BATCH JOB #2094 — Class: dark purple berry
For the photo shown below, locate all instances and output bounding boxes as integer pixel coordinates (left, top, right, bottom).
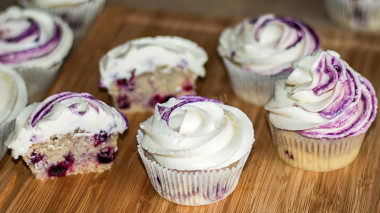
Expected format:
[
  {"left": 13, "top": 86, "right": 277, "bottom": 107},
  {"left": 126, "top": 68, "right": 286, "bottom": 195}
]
[
  {"left": 182, "top": 81, "right": 194, "bottom": 92},
  {"left": 48, "top": 163, "right": 68, "bottom": 177},
  {"left": 30, "top": 152, "right": 44, "bottom": 164},
  {"left": 116, "top": 70, "right": 136, "bottom": 91},
  {"left": 149, "top": 94, "right": 174, "bottom": 107},
  {"left": 284, "top": 150, "right": 294, "bottom": 160},
  {"left": 117, "top": 94, "right": 131, "bottom": 109},
  {"left": 64, "top": 153, "right": 75, "bottom": 166},
  {"left": 97, "top": 147, "right": 115, "bottom": 164},
  {"left": 93, "top": 131, "right": 110, "bottom": 147}
]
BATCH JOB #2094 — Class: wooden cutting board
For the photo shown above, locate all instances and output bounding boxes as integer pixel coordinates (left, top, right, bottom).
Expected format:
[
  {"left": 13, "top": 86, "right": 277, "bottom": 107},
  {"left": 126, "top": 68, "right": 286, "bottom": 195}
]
[{"left": 1, "top": 5, "right": 379, "bottom": 212}]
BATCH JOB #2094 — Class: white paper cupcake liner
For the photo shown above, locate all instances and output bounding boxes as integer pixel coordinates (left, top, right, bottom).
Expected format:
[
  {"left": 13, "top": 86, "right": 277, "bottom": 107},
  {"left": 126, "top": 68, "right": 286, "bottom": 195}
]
[
  {"left": 269, "top": 123, "right": 366, "bottom": 172},
  {"left": 19, "top": 0, "right": 106, "bottom": 38},
  {"left": 324, "top": 0, "right": 380, "bottom": 31},
  {"left": 0, "top": 120, "right": 16, "bottom": 160},
  {"left": 137, "top": 130, "right": 251, "bottom": 206},
  {"left": 15, "top": 62, "right": 62, "bottom": 103},
  {"left": 222, "top": 58, "right": 288, "bottom": 106}
]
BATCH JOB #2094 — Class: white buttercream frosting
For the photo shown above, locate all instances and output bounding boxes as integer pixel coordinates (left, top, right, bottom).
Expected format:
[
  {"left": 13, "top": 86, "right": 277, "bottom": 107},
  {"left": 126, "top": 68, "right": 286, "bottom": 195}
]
[
  {"left": 0, "top": 7, "right": 73, "bottom": 69},
  {"left": 99, "top": 36, "right": 208, "bottom": 89},
  {"left": 218, "top": 14, "right": 320, "bottom": 75},
  {"left": 32, "top": 0, "right": 89, "bottom": 8},
  {"left": 265, "top": 50, "right": 377, "bottom": 139},
  {"left": 138, "top": 96, "right": 254, "bottom": 170},
  {"left": 0, "top": 64, "right": 27, "bottom": 125},
  {"left": 5, "top": 92, "right": 128, "bottom": 158}
]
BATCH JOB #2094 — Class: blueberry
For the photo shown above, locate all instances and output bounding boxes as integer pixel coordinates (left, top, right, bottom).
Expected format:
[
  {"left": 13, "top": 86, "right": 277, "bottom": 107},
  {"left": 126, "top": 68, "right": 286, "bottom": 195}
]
[
  {"left": 30, "top": 152, "right": 44, "bottom": 165},
  {"left": 117, "top": 94, "right": 131, "bottom": 109},
  {"left": 97, "top": 147, "right": 115, "bottom": 164}
]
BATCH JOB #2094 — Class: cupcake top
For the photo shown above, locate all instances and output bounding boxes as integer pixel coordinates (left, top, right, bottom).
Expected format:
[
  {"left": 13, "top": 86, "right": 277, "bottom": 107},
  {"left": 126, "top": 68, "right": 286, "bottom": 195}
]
[
  {"left": 31, "top": 0, "right": 90, "bottom": 8},
  {"left": 0, "top": 65, "right": 27, "bottom": 125},
  {"left": 0, "top": 7, "right": 73, "bottom": 69},
  {"left": 99, "top": 36, "right": 208, "bottom": 89},
  {"left": 5, "top": 92, "right": 128, "bottom": 158},
  {"left": 265, "top": 50, "right": 377, "bottom": 139},
  {"left": 218, "top": 14, "right": 320, "bottom": 75},
  {"left": 138, "top": 95, "right": 254, "bottom": 170}
]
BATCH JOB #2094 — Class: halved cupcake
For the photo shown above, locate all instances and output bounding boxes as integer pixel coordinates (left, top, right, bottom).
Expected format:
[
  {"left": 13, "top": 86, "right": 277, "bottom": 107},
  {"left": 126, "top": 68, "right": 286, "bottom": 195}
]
[{"left": 6, "top": 92, "right": 128, "bottom": 179}]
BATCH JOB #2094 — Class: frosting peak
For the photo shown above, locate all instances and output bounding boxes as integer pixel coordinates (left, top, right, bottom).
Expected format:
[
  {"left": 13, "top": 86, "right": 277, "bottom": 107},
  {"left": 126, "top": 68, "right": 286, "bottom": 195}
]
[
  {"left": 5, "top": 92, "right": 128, "bottom": 158},
  {"left": 265, "top": 50, "right": 377, "bottom": 139},
  {"left": 218, "top": 14, "right": 320, "bottom": 75},
  {"left": 138, "top": 95, "right": 254, "bottom": 170}
]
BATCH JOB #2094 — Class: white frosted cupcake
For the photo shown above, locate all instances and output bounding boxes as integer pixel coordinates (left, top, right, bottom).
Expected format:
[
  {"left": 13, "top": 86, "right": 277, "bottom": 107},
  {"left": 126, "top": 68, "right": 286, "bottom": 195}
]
[
  {"left": 0, "top": 65, "right": 28, "bottom": 159},
  {"left": 0, "top": 7, "right": 74, "bottom": 103},
  {"left": 137, "top": 95, "right": 254, "bottom": 205},
  {"left": 324, "top": 0, "right": 380, "bottom": 31},
  {"left": 19, "top": 0, "right": 106, "bottom": 38},
  {"left": 218, "top": 14, "right": 320, "bottom": 106},
  {"left": 100, "top": 36, "right": 208, "bottom": 113},
  {"left": 265, "top": 50, "right": 377, "bottom": 172},
  {"left": 5, "top": 92, "right": 128, "bottom": 179}
]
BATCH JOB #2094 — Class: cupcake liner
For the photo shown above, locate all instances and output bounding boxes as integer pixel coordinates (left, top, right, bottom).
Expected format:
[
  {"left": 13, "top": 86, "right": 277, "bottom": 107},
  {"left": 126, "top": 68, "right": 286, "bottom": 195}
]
[
  {"left": 222, "top": 58, "right": 288, "bottom": 106},
  {"left": 19, "top": 0, "right": 106, "bottom": 38},
  {"left": 137, "top": 131, "right": 251, "bottom": 206},
  {"left": 269, "top": 123, "right": 366, "bottom": 172},
  {"left": 324, "top": 0, "right": 380, "bottom": 31},
  {"left": 15, "top": 62, "right": 62, "bottom": 103},
  {"left": 0, "top": 120, "right": 16, "bottom": 159}
]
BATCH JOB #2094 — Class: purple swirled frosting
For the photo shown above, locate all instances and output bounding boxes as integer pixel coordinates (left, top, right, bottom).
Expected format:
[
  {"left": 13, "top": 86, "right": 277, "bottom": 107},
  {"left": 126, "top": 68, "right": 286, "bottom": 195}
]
[
  {"left": 218, "top": 14, "right": 320, "bottom": 75},
  {"left": 0, "top": 7, "right": 72, "bottom": 66},
  {"left": 265, "top": 50, "right": 377, "bottom": 139}
]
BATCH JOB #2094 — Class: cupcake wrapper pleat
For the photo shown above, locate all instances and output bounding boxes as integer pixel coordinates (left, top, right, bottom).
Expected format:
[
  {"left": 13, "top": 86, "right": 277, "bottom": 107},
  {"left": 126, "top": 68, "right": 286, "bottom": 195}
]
[
  {"left": 222, "top": 58, "right": 288, "bottom": 106},
  {"left": 0, "top": 120, "right": 16, "bottom": 159},
  {"left": 15, "top": 62, "right": 62, "bottom": 103},
  {"left": 19, "top": 0, "right": 107, "bottom": 38},
  {"left": 269, "top": 123, "right": 366, "bottom": 172}
]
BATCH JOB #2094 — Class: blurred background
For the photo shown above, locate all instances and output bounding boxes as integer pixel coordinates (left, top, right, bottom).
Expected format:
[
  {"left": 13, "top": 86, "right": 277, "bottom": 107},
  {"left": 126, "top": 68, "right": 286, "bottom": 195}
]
[{"left": 0, "top": 0, "right": 332, "bottom": 28}]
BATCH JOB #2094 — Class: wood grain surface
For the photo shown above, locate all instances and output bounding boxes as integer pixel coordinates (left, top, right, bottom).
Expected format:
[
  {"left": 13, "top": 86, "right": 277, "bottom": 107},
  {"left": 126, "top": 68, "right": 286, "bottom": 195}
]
[{"left": 1, "top": 5, "right": 380, "bottom": 213}]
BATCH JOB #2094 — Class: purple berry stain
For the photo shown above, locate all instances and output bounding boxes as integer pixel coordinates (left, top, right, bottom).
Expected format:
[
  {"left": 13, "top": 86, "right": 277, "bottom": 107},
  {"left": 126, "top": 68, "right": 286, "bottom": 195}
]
[
  {"left": 97, "top": 147, "right": 115, "bottom": 164},
  {"left": 93, "top": 131, "right": 110, "bottom": 147},
  {"left": 47, "top": 153, "right": 75, "bottom": 177},
  {"left": 116, "top": 70, "right": 136, "bottom": 91},
  {"left": 182, "top": 81, "right": 194, "bottom": 92},
  {"left": 149, "top": 94, "right": 174, "bottom": 107},
  {"left": 284, "top": 150, "right": 294, "bottom": 160},
  {"left": 117, "top": 94, "right": 131, "bottom": 109},
  {"left": 30, "top": 152, "right": 44, "bottom": 164}
]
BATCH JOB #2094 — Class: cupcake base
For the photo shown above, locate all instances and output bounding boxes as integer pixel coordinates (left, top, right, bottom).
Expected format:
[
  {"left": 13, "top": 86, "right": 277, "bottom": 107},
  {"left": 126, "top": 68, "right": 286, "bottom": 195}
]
[
  {"left": 137, "top": 142, "right": 250, "bottom": 206},
  {"left": 269, "top": 123, "right": 365, "bottom": 172},
  {"left": 222, "top": 58, "right": 288, "bottom": 106}
]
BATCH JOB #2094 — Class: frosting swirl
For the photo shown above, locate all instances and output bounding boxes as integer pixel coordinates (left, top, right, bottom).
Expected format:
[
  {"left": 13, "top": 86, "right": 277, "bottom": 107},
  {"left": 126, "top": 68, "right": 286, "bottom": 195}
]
[
  {"left": 265, "top": 50, "right": 377, "bottom": 139},
  {"left": 138, "top": 95, "right": 254, "bottom": 170},
  {"left": 5, "top": 92, "right": 128, "bottom": 158},
  {"left": 0, "top": 64, "right": 27, "bottom": 125},
  {"left": 218, "top": 14, "right": 320, "bottom": 75},
  {"left": 99, "top": 36, "right": 208, "bottom": 89},
  {"left": 0, "top": 7, "right": 73, "bottom": 68}
]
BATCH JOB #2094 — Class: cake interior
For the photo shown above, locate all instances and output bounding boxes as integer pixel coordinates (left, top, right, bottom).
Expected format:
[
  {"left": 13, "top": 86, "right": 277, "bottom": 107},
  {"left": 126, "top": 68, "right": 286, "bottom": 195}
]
[
  {"left": 22, "top": 130, "right": 119, "bottom": 180},
  {"left": 109, "top": 66, "right": 197, "bottom": 113}
]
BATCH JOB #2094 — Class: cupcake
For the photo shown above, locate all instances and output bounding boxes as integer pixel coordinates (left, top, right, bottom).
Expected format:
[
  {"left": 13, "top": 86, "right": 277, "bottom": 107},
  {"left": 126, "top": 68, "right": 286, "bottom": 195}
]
[
  {"left": 0, "top": 7, "right": 74, "bottom": 103},
  {"left": 0, "top": 65, "right": 28, "bottom": 160},
  {"left": 218, "top": 14, "right": 320, "bottom": 106},
  {"left": 19, "top": 0, "right": 106, "bottom": 38},
  {"left": 137, "top": 95, "right": 254, "bottom": 205},
  {"left": 5, "top": 92, "right": 128, "bottom": 179},
  {"left": 324, "top": 0, "right": 380, "bottom": 31},
  {"left": 99, "top": 36, "right": 208, "bottom": 113},
  {"left": 265, "top": 50, "right": 377, "bottom": 172}
]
